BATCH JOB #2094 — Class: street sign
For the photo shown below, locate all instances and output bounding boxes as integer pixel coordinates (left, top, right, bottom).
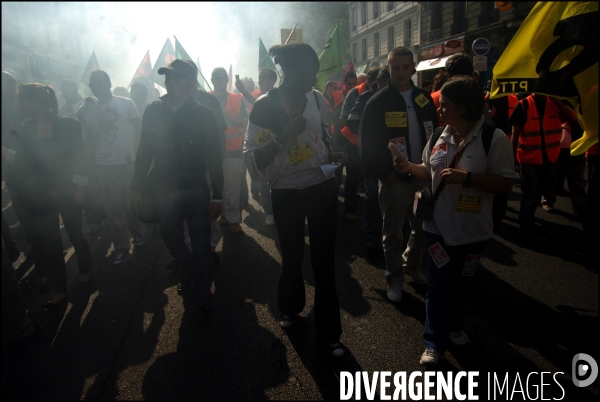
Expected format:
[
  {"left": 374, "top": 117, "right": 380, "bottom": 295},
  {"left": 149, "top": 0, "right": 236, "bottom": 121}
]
[
  {"left": 473, "top": 55, "right": 487, "bottom": 63},
  {"left": 473, "top": 62, "right": 488, "bottom": 71},
  {"left": 472, "top": 38, "right": 490, "bottom": 56}
]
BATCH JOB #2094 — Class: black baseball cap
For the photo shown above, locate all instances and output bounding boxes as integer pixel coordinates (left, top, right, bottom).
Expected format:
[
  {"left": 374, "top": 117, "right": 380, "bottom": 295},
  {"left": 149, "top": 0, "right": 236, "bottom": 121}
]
[{"left": 158, "top": 59, "right": 197, "bottom": 81}]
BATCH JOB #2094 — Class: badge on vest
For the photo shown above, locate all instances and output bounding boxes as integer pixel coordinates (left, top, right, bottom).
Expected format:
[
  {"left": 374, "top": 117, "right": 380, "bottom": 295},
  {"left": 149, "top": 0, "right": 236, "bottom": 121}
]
[
  {"left": 252, "top": 129, "right": 274, "bottom": 147},
  {"left": 454, "top": 194, "right": 482, "bottom": 214},
  {"left": 385, "top": 112, "right": 407, "bottom": 127},
  {"left": 287, "top": 141, "right": 316, "bottom": 167},
  {"left": 428, "top": 242, "right": 450, "bottom": 268},
  {"left": 423, "top": 121, "right": 434, "bottom": 139},
  {"left": 462, "top": 254, "right": 482, "bottom": 276},
  {"left": 415, "top": 93, "right": 430, "bottom": 108}
]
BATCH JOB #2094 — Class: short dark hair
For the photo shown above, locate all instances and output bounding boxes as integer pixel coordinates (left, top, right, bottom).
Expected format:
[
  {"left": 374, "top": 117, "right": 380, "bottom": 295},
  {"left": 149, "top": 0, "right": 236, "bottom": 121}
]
[
  {"left": 367, "top": 67, "right": 380, "bottom": 83},
  {"left": 344, "top": 71, "right": 357, "bottom": 82},
  {"left": 445, "top": 53, "right": 473, "bottom": 77},
  {"left": 388, "top": 46, "right": 414, "bottom": 62},
  {"left": 421, "top": 80, "right": 432, "bottom": 89},
  {"left": 259, "top": 68, "right": 277, "bottom": 82},
  {"left": 440, "top": 76, "right": 484, "bottom": 122},
  {"left": 90, "top": 70, "right": 111, "bottom": 83},
  {"left": 377, "top": 68, "right": 390, "bottom": 83},
  {"left": 269, "top": 43, "right": 320, "bottom": 76},
  {"left": 325, "top": 81, "right": 336, "bottom": 90}
]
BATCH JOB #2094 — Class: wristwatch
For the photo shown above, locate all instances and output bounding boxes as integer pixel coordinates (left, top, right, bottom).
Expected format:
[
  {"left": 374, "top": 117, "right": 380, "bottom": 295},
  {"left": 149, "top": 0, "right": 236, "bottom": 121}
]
[{"left": 463, "top": 172, "right": 472, "bottom": 188}]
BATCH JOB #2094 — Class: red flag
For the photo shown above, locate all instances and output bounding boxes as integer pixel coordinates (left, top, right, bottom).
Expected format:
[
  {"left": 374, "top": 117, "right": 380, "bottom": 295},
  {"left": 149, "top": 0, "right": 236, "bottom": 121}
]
[
  {"left": 80, "top": 51, "right": 100, "bottom": 85},
  {"left": 227, "top": 64, "right": 233, "bottom": 92},
  {"left": 337, "top": 61, "right": 355, "bottom": 91},
  {"left": 129, "top": 50, "right": 152, "bottom": 89}
]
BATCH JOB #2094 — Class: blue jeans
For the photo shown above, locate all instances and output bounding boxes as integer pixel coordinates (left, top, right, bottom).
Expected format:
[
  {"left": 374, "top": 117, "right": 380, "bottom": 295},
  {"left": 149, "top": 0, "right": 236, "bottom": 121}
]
[
  {"left": 363, "top": 176, "right": 382, "bottom": 242},
  {"left": 423, "top": 231, "right": 490, "bottom": 354},
  {"left": 158, "top": 185, "right": 213, "bottom": 307}
]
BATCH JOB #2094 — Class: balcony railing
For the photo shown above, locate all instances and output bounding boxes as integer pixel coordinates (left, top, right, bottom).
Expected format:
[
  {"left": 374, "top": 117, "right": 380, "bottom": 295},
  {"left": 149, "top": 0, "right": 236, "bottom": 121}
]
[
  {"left": 450, "top": 19, "right": 467, "bottom": 35},
  {"left": 422, "top": 27, "right": 443, "bottom": 44},
  {"left": 478, "top": 10, "right": 498, "bottom": 27}
]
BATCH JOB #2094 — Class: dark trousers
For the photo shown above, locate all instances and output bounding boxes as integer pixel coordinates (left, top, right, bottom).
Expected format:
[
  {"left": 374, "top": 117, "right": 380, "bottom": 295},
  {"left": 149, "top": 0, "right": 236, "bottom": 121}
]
[
  {"left": 343, "top": 145, "right": 362, "bottom": 214},
  {"left": 543, "top": 149, "right": 587, "bottom": 215},
  {"left": 518, "top": 163, "right": 553, "bottom": 234},
  {"left": 59, "top": 191, "right": 93, "bottom": 275},
  {"left": 158, "top": 185, "right": 213, "bottom": 307},
  {"left": 271, "top": 178, "right": 342, "bottom": 345},
  {"left": 363, "top": 176, "right": 382, "bottom": 242},
  {"left": 83, "top": 165, "right": 106, "bottom": 226}
]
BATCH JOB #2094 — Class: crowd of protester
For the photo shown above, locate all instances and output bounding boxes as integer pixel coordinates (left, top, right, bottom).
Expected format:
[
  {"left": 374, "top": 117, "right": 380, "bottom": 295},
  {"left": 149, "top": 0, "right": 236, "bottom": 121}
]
[{"left": 1, "top": 44, "right": 597, "bottom": 364}]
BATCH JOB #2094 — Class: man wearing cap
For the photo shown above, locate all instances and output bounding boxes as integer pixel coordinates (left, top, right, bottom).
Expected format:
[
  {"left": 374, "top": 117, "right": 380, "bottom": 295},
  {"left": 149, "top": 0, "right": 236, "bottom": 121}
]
[{"left": 131, "top": 59, "right": 224, "bottom": 325}]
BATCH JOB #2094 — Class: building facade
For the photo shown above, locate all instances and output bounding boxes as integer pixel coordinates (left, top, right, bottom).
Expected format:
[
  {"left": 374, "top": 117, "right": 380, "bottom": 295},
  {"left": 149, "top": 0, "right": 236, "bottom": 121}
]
[{"left": 348, "top": 2, "right": 536, "bottom": 88}]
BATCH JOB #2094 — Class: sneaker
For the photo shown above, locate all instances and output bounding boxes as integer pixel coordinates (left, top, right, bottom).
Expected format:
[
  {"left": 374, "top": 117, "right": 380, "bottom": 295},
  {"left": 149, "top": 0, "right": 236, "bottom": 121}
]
[
  {"left": 265, "top": 214, "right": 275, "bottom": 226},
  {"left": 113, "top": 252, "right": 131, "bottom": 267},
  {"left": 280, "top": 314, "right": 294, "bottom": 329},
  {"left": 218, "top": 216, "right": 229, "bottom": 225},
  {"left": 230, "top": 223, "right": 243, "bottom": 234},
  {"left": 195, "top": 306, "right": 212, "bottom": 326},
  {"left": 177, "top": 281, "right": 191, "bottom": 295},
  {"left": 404, "top": 267, "right": 428, "bottom": 285},
  {"left": 346, "top": 213, "right": 358, "bottom": 222},
  {"left": 8, "top": 221, "right": 22, "bottom": 230},
  {"left": 134, "top": 238, "right": 145, "bottom": 247},
  {"left": 542, "top": 204, "right": 555, "bottom": 213},
  {"left": 386, "top": 278, "right": 403, "bottom": 302},
  {"left": 420, "top": 348, "right": 440, "bottom": 366},
  {"left": 327, "top": 342, "right": 345, "bottom": 358},
  {"left": 450, "top": 330, "right": 468, "bottom": 346}
]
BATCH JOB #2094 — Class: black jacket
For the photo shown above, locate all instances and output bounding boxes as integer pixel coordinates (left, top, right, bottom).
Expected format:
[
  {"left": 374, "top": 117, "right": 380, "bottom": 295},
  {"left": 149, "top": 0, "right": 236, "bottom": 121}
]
[
  {"left": 131, "top": 95, "right": 224, "bottom": 199},
  {"left": 359, "top": 81, "right": 438, "bottom": 182}
]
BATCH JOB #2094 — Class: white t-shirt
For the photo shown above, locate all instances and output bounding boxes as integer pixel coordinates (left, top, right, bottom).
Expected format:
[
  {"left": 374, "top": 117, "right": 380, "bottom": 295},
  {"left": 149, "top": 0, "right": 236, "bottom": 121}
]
[
  {"left": 400, "top": 88, "right": 422, "bottom": 163},
  {"left": 421, "top": 116, "right": 514, "bottom": 246},
  {"left": 95, "top": 96, "right": 140, "bottom": 165}
]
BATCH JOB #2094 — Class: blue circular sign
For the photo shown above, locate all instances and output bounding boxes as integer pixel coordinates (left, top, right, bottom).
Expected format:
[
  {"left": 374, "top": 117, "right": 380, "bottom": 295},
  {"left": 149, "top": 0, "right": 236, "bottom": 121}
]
[{"left": 472, "top": 38, "right": 490, "bottom": 56}]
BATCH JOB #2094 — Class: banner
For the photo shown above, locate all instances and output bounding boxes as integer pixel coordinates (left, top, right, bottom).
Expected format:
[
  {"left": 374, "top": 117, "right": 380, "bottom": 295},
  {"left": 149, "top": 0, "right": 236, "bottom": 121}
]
[
  {"left": 80, "top": 51, "right": 100, "bottom": 85},
  {"left": 128, "top": 50, "right": 152, "bottom": 89},
  {"left": 316, "top": 25, "right": 343, "bottom": 92},
  {"left": 259, "top": 38, "right": 274, "bottom": 71},
  {"left": 150, "top": 38, "right": 176, "bottom": 89},
  {"left": 490, "top": 1, "right": 598, "bottom": 155},
  {"left": 337, "top": 61, "right": 356, "bottom": 91}
]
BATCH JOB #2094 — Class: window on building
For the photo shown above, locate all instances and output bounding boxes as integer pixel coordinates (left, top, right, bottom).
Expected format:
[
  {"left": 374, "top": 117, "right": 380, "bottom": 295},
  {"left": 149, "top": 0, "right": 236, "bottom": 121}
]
[
  {"left": 373, "top": 2, "right": 380, "bottom": 19},
  {"left": 362, "top": 38, "right": 367, "bottom": 61},
  {"left": 374, "top": 33, "right": 380, "bottom": 57},
  {"left": 353, "top": 42, "right": 357, "bottom": 63},
  {"left": 352, "top": 8, "right": 357, "bottom": 31},
  {"left": 387, "top": 25, "right": 395, "bottom": 51},
  {"left": 431, "top": 2, "right": 443, "bottom": 30},
  {"left": 361, "top": 2, "right": 367, "bottom": 25},
  {"left": 388, "top": 2, "right": 394, "bottom": 12},
  {"left": 404, "top": 19, "right": 412, "bottom": 47},
  {"left": 454, "top": 2, "right": 467, "bottom": 21}
]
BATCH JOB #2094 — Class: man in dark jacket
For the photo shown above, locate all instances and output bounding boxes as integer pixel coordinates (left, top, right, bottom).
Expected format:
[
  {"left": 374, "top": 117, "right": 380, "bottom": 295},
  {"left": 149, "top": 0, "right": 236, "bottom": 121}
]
[
  {"left": 359, "top": 47, "right": 439, "bottom": 303},
  {"left": 131, "top": 59, "right": 223, "bottom": 325}
]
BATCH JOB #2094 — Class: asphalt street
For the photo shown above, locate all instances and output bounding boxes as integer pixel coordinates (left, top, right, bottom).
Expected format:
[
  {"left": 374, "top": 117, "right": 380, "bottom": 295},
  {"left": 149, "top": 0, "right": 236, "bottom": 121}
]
[{"left": 2, "top": 172, "right": 598, "bottom": 400}]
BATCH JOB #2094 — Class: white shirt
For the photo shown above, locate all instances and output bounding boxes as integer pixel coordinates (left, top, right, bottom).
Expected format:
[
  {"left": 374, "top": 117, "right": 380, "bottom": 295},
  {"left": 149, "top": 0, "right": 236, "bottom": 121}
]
[
  {"left": 400, "top": 88, "right": 422, "bottom": 163},
  {"left": 422, "top": 116, "right": 515, "bottom": 246},
  {"left": 94, "top": 96, "right": 140, "bottom": 165}
]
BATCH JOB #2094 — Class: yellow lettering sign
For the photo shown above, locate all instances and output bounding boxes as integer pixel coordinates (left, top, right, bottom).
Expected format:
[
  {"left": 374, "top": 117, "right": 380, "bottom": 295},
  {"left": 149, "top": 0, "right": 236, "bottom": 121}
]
[
  {"left": 415, "top": 93, "right": 430, "bottom": 108},
  {"left": 287, "top": 141, "right": 316, "bottom": 167},
  {"left": 252, "top": 129, "right": 274, "bottom": 147},
  {"left": 385, "top": 112, "right": 408, "bottom": 128},
  {"left": 454, "top": 194, "right": 482, "bottom": 214}
]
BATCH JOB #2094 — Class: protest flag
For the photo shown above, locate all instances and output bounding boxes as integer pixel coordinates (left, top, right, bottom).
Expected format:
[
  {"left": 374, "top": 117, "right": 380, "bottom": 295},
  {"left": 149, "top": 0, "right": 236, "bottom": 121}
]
[
  {"left": 196, "top": 57, "right": 211, "bottom": 91},
  {"left": 150, "top": 38, "right": 176, "bottom": 89},
  {"left": 316, "top": 25, "right": 343, "bottom": 92},
  {"left": 128, "top": 50, "right": 152, "bottom": 89},
  {"left": 80, "top": 51, "right": 100, "bottom": 85},
  {"left": 259, "top": 38, "right": 274, "bottom": 71},
  {"left": 490, "top": 1, "right": 598, "bottom": 154}
]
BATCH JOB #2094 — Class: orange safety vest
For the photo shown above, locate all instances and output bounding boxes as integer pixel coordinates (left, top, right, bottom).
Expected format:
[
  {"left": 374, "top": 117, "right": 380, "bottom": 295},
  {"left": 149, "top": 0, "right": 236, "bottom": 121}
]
[
  {"left": 333, "top": 90, "right": 344, "bottom": 108},
  {"left": 340, "top": 83, "right": 368, "bottom": 146},
  {"left": 517, "top": 96, "right": 562, "bottom": 164},
  {"left": 211, "top": 91, "right": 244, "bottom": 151},
  {"left": 507, "top": 94, "right": 518, "bottom": 118}
]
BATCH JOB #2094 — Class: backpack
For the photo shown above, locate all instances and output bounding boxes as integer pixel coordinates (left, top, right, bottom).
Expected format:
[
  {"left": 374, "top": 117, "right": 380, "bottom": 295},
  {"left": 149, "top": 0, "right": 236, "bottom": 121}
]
[{"left": 429, "top": 124, "right": 507, "bottom": 233}]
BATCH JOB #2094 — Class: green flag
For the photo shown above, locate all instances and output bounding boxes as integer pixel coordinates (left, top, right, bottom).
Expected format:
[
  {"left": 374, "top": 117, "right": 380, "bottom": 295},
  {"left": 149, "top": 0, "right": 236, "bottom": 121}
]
[
  {"left": 316, "top": 25, "right": 343, "bottom": 92},
  {"left": 259, "top": 38, "right": 274, "bottom": 71},
  {"left": 174, "top": 36, "right": 193, "bottom": 60}
]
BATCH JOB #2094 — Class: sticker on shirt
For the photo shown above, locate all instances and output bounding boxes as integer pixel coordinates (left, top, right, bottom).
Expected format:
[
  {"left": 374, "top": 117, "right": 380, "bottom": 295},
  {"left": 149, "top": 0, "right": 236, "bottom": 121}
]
[
  {"left": 428, "top": 242, "right": 450, "bottom": 269},
  {"left": 462, "top": 254, "right": 482, "bottom": 276},
  {"left": 385, "top": 112, "right": 407, "bottom": 127},
  {"left": 252, "top": 129, "right": 274, "bottom": 147},
  {"left": 415, "top": 93, "right": 430, "bottom": 108},
  {"left": 313, "top": 135, "right": 326, "bottom": 156},
  {"left": 454, "top": 194, "right": 482, "bottom": 214},
  {"left": 287, "top": 141, "right": 316, "bottom": 167},
  {"left": 423, "top": 121, "right": 434, "bottom": 140},
  {"left": 389, "top": 137, "right": 408, "bottom": 160},
  {"left": 430, "top": 143, "right": 447, "bottom": 171}
]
